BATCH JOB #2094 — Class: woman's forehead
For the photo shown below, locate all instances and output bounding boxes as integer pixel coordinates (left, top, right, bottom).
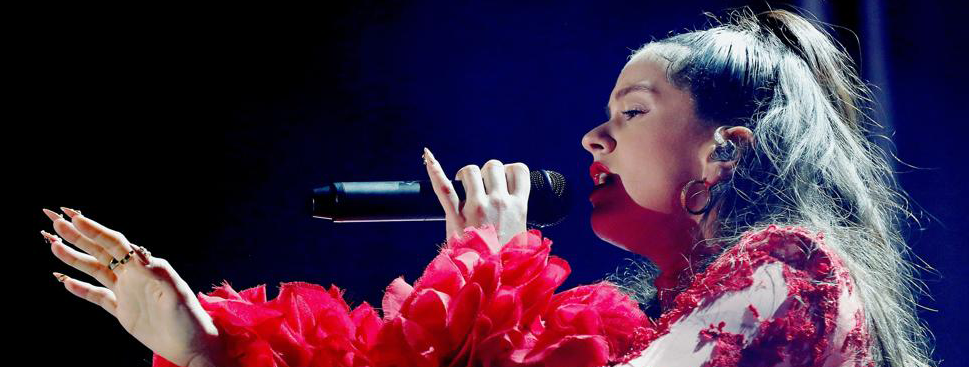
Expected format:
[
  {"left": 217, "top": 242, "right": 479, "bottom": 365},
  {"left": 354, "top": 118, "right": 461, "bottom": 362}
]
[{"left": 612, "top": 56, "right": 671, "bottom": 99}]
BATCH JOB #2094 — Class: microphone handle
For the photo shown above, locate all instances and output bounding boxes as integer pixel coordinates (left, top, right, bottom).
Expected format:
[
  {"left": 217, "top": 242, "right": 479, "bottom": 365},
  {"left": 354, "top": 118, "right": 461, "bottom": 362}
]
[{"left": 312, "top": 180, "right": 466, "bottom": 223}]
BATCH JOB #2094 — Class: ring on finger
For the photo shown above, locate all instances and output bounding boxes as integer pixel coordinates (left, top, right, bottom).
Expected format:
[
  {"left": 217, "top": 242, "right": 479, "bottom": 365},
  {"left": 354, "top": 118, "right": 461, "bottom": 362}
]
[{"left": 108, "top": 249, "right": 136, "bottom": 271}]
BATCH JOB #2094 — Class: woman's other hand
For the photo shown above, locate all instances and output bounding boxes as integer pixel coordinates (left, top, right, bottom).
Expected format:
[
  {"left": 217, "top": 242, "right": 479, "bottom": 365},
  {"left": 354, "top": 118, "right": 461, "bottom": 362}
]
[
  {"left": 423, "top": 148, "right": 530, "bottom": 245},
  {"left": 42, "top": 208, "right": 225, "bottom": 367}
]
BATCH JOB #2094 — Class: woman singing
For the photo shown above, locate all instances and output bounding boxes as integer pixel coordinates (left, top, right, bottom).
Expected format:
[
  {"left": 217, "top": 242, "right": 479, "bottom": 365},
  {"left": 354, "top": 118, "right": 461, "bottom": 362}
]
[{"left": 40, "top": 9, "right": 934, "bottom": 367}]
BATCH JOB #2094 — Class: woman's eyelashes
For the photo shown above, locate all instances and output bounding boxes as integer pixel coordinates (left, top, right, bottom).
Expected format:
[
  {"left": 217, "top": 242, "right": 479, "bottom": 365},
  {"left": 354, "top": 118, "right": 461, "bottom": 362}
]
[{"left": 621, "top": 109, "right": 647, "bottom": 120}]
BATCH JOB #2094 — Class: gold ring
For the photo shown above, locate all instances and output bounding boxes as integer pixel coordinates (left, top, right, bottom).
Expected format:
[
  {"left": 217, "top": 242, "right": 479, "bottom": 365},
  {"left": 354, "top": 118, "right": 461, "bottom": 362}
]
[{"left": 108, "top": 250, "right": 136, "bottom": 270}]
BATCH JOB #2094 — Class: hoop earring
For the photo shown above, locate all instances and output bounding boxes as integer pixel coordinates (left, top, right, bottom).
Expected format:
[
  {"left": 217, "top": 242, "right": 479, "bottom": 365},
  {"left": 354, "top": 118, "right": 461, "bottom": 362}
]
[{"left": 680, "top": 179, "right": 715, "bottom": 215}]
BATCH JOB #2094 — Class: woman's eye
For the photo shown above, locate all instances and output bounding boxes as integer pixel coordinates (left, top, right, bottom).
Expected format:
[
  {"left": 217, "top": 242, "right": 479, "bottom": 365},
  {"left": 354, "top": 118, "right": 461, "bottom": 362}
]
[{"left": 621, "top": 109, "right": 646, "bottom": 120}]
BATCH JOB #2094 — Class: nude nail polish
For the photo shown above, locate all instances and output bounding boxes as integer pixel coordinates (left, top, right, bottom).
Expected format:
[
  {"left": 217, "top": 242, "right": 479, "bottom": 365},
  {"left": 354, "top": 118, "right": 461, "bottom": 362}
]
[
  {"left": 42, "top": 208, "right": 63, "bottom": 221},
  {"left": 424, "top": 147, "right": 437, "bottom": 164},
  {"left": 60, "top": 207, "right": 81, "bottom": 218},
  {"left": 53, "top": 272, "right": 67, "bottom": 283}
]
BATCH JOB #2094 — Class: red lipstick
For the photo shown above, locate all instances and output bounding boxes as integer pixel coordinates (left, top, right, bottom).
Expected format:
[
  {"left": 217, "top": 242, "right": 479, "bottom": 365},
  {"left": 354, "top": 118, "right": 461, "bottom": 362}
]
[{"left": 590, "top": 161, "right": 613, "bottom": 185}]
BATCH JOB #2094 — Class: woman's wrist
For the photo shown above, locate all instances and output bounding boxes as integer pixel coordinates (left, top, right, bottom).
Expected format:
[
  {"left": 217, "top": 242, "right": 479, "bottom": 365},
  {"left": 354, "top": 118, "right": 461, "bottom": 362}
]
[
  {"left": 186, "top": 330, "right": 230, "bottom": 367},
  {"left": 185, "top": 355, "right": 214, "bottom": 367},
  {"left": 186, "top": 352, "right": 229, "bottom": 367}
]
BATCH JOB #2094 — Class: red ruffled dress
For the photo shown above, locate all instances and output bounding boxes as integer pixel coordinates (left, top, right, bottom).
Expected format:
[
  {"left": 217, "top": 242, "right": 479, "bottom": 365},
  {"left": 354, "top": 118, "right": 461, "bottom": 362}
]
[{"left": 152, "top": 224, "right": 874, "bottom": 367}]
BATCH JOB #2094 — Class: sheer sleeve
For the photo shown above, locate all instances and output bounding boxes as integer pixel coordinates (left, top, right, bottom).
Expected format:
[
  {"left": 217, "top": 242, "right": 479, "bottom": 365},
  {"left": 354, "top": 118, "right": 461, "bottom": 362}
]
[
  {"left": 617, "top": 225, "right": 874, "bottom": 367},
  {"left": 152, "top": 224, "right": 649, "bottom": 367}
]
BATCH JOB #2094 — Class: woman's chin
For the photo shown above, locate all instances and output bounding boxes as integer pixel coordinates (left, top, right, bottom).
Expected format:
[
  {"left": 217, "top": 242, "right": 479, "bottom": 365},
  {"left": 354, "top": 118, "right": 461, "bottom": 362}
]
[
  {"left": 589, "top": 178, "right": 641, "bottom": 252},
  {"left": 588, "top": 178, "right": 692, "bottom": 258},
  {"left": 590, "top": 200, "right": 634, "bottom": 252}
]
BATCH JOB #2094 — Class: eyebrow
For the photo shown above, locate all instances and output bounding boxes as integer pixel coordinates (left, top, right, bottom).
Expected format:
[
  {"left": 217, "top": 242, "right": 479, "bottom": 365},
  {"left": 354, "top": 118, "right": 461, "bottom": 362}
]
[
  {"left": 615, "top": 82, "right": 657, "bottom": 100},
  {"left": 604, "top": 82, "right": 657, "bottom": 118}
]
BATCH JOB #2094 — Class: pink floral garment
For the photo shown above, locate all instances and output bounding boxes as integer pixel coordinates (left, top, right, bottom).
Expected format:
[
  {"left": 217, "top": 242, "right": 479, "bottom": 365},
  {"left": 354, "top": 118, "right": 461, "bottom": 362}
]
[
  {"left": 152, "top": 224, "right": 873, "bottom": 367},
  {"left": 617, "top": 225, "right": 875, "bottom": 367}
]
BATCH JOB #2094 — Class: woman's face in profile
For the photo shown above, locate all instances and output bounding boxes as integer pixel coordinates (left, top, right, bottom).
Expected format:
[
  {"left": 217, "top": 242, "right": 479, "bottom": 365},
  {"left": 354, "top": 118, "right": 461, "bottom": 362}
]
[{"left": 581, "top": 49, "right": 714, "bottom": 256}]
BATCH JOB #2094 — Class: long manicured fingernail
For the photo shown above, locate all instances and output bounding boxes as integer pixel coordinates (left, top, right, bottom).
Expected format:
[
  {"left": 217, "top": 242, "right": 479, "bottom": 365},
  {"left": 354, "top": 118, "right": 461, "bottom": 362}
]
[
  {"left": 42, "top": 208, "right": 63, "bottom": 221},
  {"left": 41, "top": 230, "right": 56, "bottom": 244},
  {"left": 53, "top": 272, "right": 67, "bottom": 283},
  {"left": 424, "top": 147, "right": 436, "bottom": 164},
  {"left": 60, "top": 207, "right": 81, "bottom": 218}
]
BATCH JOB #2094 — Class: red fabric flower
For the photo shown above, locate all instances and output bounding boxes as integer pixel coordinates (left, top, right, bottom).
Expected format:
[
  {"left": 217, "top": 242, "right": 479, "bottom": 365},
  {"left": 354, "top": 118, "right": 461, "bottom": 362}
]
[
  {"left": 373, "top": 224, "right": 648, "bottom": 367},
  {"left": 154, "top": 224, "right": 647, "bottom": 367},
  {"left": 153, "top": 281, "right": 383, "bottom": 367}
]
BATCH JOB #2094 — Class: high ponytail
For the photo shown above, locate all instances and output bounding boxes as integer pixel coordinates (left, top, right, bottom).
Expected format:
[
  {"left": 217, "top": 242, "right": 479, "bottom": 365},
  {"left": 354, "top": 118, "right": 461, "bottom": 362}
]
[
  {"left": 754, "top": 10, "right": 866, "bottom": 128},
  {"left": 611, "top": 8, "right": 935, "bottom": 366}
]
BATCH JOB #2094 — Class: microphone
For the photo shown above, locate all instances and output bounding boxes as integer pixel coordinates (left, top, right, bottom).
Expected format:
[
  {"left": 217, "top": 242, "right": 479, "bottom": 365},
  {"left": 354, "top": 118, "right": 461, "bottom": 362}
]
[{"left": 311, "top": 169, "right": 572, "bottom": 228}]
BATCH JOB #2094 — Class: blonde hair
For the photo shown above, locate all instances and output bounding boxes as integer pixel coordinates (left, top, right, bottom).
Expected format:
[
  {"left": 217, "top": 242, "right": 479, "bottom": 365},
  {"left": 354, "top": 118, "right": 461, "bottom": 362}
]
[{"left": 606, "top": 8, "right": 935, "bottom": 366}]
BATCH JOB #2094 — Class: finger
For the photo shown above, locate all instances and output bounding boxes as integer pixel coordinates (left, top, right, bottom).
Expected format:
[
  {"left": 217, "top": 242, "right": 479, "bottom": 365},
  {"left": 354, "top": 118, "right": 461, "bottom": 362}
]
[
  {"left": 506, "top": 163, "right": 531, "bottom": 199},
  {"left": 424, "top": 148, "right": 461, "bottom": 219},
  {"left": 56, "top": 273, "right": 118, "bottom": 318},
  {"left": 455, "top": 165, "right": 486, "bottom": 200},
  {"left": 45, "top": 231, "right": 117, "bottom": 289},
  {"left": 481, "top": 160, "right": 508, "bottom": 196},
  {"left": 132, "top": 244, "right": 152, "bottom": 266},
  {"left": 61, "top": 209, "right": 134, "bottom": 262},
  {"left": 43, "top": 209, "right": 115, "bottom": 266}
]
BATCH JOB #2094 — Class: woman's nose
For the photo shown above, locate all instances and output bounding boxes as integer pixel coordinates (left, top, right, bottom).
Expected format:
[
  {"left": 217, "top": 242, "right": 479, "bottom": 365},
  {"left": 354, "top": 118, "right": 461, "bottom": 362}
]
[{"left": 581, "top": 122, "right": 616, "bottom": 156}]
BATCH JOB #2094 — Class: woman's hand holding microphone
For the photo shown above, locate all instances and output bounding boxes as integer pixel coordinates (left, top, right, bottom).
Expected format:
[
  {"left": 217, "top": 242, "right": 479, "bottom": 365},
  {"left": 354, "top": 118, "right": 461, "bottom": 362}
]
[{"left": 423, "top": 147, "right": 531, "bottom": 245}]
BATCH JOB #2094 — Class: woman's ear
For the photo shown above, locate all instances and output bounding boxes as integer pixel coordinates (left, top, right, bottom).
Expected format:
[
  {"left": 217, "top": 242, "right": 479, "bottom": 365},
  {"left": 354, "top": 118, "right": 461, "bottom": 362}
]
[{"left": 701, "top": 126, "right": 754, "bottom": 186}]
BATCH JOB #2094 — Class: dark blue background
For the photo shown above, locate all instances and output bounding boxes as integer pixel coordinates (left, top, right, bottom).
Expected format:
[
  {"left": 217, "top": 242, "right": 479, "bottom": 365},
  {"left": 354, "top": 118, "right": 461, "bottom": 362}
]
[{"left": 14, "top": 2, "right": 966, "bottom": 365}]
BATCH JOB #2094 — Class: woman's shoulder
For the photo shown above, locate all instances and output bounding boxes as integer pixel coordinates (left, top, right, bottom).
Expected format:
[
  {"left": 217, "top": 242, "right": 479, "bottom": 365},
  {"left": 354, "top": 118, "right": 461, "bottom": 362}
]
[
  {"left": 716, "top": 224, "right": 849, "bottom": 281},
  {"left": 620, "top": 224, "right": 875, "bottom": 366},
  {"left": 703, "top": 224, "right": 873, "bottom": 366},
  {"left": 670, "top": 224, "right": 849, "bottom": 313}
]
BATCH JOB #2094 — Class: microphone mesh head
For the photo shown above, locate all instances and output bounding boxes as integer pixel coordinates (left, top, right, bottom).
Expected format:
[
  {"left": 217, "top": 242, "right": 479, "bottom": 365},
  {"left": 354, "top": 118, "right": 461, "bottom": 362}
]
[{"left": 528, "top": 170, "right": 571, "bottom": 228}]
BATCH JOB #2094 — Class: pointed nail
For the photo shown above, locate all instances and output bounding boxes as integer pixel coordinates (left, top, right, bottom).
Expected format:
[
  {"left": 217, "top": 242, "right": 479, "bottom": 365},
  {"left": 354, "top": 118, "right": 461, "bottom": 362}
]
[
  {"left": 424, "top": 147, "right": 436, "bottom": 164},
  {"left": 42, "top": 208, "right": 63, "bottom": 221},
  {"left": 53, "top": 272, "right": 67, "bottom": 283},
  {"left": 60, "top": 207, "right": 81, "bottom": 218},
  {"left": 40, "top": 230, "right": 57, "bottom": 244}
]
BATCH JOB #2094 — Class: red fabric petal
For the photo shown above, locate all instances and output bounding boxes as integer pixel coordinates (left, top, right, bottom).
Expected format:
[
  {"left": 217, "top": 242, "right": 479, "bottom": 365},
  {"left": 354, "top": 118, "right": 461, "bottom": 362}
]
[
  {"left": 404, "top": 289, "right": 450, "bottom": 338},
  {"left": 413, "top": 250, "right": 466, "bottom": 297},
  {"left": 382, "top": 276, "right": 414, "bottom": 321},
  {"left": 446, "top": 224, "right": 502, "bottom": 255},
  {"left": 349, "top": 302, "right": 382, "bottom": 348},
  {"left": 541, "top": 335, "right": 610, "bottom": 367},
  {"left": 240, "top": 284, "right": 268, "bottom": 303},
  {"left": 447, "top": 282, "right": 484, "bottom": 348}
]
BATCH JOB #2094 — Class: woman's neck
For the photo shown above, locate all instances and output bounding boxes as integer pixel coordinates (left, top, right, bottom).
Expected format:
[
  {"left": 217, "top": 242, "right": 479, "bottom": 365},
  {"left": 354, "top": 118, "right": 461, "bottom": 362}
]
[
  {"left": 652, "top": 246, "right": 713, "bottom": 309},
  {"left": 649, "top": 219, "right": 721, "bottom": 310}
]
